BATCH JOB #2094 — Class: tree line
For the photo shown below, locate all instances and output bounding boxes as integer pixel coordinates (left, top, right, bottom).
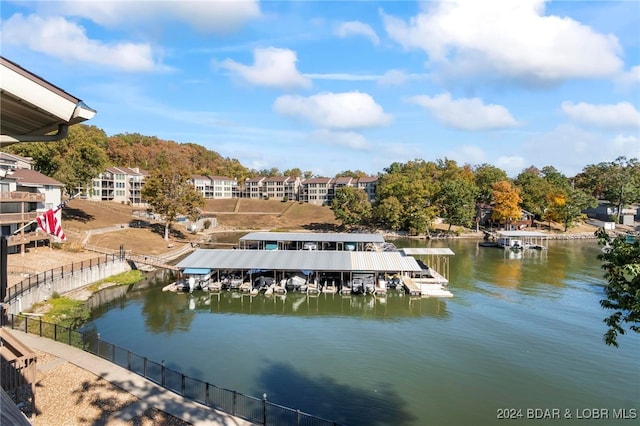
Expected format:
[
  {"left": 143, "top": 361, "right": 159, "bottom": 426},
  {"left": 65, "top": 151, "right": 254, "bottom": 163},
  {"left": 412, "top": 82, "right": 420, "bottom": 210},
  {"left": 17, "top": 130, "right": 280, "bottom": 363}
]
[
  {"left": 5, "top": 125, "right": 640, "bottom": 235},
  {"left": 332, "top": 157, "right": 640, "bottom": 234}
]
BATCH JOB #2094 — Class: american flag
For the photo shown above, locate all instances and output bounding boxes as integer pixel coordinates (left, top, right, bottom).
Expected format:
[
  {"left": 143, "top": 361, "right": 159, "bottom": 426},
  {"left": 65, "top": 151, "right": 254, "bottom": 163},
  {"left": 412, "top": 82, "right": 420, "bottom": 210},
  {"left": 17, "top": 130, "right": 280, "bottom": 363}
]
[
  {"left": 35, "top": 197, "right": 75, "bottom": 241},
  {"left": 36, "top": 207, "right": 66, "bottom": 241}
]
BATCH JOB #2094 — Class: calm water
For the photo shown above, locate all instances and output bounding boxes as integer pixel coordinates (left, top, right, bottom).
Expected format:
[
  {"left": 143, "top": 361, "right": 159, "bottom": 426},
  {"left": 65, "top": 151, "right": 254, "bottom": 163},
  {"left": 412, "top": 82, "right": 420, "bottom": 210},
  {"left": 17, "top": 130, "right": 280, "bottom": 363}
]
[{"left": 83, "top": 239, "right": 639, "bottom": 425}]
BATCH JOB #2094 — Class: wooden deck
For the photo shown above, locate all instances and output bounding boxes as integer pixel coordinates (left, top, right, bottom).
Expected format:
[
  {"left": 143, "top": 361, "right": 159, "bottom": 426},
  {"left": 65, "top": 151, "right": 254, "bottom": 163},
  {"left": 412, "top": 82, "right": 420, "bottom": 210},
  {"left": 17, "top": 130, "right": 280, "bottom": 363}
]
[{"left": 401, "top": 277, "right": 422, "bottom": 296}]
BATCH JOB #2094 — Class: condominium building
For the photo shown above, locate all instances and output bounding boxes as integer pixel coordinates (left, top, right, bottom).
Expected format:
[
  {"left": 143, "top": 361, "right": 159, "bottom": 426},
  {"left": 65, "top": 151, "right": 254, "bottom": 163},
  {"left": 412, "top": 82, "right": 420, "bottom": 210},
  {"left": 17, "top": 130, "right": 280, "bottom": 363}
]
[
  {"left": 300, "top": 176, "right": 378, "bottom": 205},
  {"left": 191, "top": 175, "right": 237, "bottom": 199},
  {"left": 88, "top": 166, "right": 148, "bottom": 205}
]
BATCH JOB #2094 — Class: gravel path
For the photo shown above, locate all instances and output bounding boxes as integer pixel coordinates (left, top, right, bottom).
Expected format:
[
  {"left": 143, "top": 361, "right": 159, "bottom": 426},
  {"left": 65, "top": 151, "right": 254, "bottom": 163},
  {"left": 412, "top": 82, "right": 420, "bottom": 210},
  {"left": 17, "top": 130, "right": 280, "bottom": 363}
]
[{"left": 23, "top": 350, "right": 191, "bottom": 425}]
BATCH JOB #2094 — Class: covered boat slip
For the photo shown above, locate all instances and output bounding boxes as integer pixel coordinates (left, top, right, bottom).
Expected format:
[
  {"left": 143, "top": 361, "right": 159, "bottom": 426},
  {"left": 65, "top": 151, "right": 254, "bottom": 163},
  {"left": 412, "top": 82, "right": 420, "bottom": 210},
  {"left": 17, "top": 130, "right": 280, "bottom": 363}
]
[
  {"left": 176, "top": 249, "right": 452, "bottom": 297},
  {"left": 238, "top": 231, "right": 386, "bottom": 251},
  {"left": 178, "top": 249, "right": 420, "bottom": 275},
  {"left": 494, "top": 231, "right": 548, "bottom": 250}
]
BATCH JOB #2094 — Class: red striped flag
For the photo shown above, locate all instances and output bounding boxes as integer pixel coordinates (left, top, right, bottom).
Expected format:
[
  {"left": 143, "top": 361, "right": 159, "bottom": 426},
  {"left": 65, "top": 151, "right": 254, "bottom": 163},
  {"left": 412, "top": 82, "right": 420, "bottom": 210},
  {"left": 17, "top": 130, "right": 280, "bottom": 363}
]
[{"left": 36, "top": 208, "right": 66, "bottom": 241}]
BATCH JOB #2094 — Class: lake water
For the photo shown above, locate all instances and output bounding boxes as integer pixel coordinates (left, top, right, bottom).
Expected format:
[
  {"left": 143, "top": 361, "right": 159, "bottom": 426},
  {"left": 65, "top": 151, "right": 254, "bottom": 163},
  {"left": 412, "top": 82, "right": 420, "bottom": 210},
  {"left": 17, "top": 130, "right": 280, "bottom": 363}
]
[{"left": 82, "top": 238, "right": 639, "bottom": 425}]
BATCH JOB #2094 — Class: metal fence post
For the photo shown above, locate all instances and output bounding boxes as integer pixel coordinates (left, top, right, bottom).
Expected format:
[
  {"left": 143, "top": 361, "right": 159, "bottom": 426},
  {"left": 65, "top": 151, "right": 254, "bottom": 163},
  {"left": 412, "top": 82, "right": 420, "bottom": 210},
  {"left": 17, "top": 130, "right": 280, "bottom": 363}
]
[
  {"left": 39, "top": 317, "right": 42, "bottom": 336},
  {"left": 144, "top": 357, "right": 147, "bottom": 378},
  {"left": 233, "top": 391, "right": 237, "bottom": 415},
  {"left": 181, "top": 374, "right": 185, "bottom": 396},
  {"left": 24, "top": 316, "right": 28, "bottom": 333},
  {"left": 68, "top": 327, "right": 72, "bottom": 345},
  {"left": 161, "top": 360, "right": 165, "bottom": 386},
  {"left": 263, "top": 393, "right": 267, "bottom": 425},
  {"left": 205, "top": 383, "right": 210, "bottom": 406},
  {"left": 127, "top": 351, "right": 131, "bottom": 371}
]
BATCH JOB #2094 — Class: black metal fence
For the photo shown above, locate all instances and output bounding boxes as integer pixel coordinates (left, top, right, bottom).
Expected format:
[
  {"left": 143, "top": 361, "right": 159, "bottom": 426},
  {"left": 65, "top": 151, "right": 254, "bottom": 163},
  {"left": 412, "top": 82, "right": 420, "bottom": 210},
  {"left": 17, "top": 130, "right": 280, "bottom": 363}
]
[{"left": 2, "top": 314, "right": 340, "bottom": 426}]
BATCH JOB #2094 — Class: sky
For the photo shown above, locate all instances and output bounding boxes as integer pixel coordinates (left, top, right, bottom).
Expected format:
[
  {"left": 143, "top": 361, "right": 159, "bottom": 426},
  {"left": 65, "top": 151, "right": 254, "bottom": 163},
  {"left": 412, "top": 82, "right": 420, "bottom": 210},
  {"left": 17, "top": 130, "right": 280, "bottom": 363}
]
[{"left": 1, "top": 0, "right": 639, "bottom": 178}]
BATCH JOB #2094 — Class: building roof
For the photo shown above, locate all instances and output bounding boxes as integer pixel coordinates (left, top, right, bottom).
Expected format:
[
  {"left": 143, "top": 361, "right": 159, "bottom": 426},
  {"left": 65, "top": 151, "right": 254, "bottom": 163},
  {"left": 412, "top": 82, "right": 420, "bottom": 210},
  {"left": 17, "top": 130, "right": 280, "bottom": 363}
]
[
  {"left": 334, "top": 176, "right": 353, "bottom": 184},
  {"left": 9, "top": 168, "right": 63, "bottom": 187},
  {"left": 0, "top": 56, "right": 95, "bottom": 145},
  {"left": 357, "top": 176, "right": 378, "bottom": 183},
  {"left": 302, "top": 177, "right": 332, "bottom": 184},
  {"left": 240, "top": 232, "right": 385, "bottom": 244},
  {"left": 263, "top": 176, "right": 290, "bottom": 182},
  {"left": 400, "top": 248, "right": 455, "bottom": 256},
  {"left": 177, "top": 249, "right": 422, "bottom": 273},
  {"left": 496, "top": 231, "right": 548, "bottom": 238},
  {"left": 209, "top": 175, "right": 236, "bottom": 181}
]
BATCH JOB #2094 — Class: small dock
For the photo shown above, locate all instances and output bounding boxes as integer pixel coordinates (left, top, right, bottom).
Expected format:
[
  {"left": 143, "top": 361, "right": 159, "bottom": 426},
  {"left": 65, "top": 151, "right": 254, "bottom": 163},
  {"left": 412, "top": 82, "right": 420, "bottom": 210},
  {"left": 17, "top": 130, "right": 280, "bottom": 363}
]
[{"left": 402, "top": 277, "right": 422, "bottom": 296}]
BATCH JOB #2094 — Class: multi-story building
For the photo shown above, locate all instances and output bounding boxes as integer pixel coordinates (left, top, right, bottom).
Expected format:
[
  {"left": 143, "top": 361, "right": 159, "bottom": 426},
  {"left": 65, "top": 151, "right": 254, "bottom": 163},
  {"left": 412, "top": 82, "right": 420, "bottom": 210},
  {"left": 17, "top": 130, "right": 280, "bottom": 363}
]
[
  {"left": 244, "top": 177, "right": 265, "bottom": 199},
  {"left": 88, "top": 166, "right": 147, "bottom": 205},
  {"left": 0, "top": 153, "right": 64, "bottom": 253},
  {"left": 262, "top": 176, "right": 301, "bottom": 201},
  {"left": 191, "top": 175, "right": 237, "bottom": 199},
  {"left": 301, "top": 177, "right": 333, "bottom": 205},
  {"left": 300, "top": 176, "right": 378, "bottom": 205}
]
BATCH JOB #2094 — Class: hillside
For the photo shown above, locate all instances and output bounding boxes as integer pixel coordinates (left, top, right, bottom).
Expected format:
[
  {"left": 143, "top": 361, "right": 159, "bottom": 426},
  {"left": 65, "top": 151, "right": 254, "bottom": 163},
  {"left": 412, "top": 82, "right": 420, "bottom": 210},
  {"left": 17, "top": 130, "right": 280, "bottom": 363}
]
[{"left": 60, "top": 199, "right": 340, "bottom": 252}]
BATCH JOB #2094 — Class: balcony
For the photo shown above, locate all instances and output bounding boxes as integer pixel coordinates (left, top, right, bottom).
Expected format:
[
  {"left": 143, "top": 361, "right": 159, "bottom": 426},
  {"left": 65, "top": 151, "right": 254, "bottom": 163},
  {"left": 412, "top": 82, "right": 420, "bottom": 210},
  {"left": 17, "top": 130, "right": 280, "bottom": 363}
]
[
  {"left": 0, "top": 191, "right": 45, "bottom": 202},
  {"left": 6, "top": 232, "right": 49, "bottom": 246},
  {"left": 0, "top": 212, "right": 38, "bottom": 225}
]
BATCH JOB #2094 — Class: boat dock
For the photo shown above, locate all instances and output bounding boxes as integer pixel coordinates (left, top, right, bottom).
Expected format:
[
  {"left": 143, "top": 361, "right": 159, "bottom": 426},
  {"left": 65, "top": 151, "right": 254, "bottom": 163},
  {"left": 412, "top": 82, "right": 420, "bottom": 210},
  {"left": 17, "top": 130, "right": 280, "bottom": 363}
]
[{"left": 172, "top": 232, "right": 455, "bottom": 298}]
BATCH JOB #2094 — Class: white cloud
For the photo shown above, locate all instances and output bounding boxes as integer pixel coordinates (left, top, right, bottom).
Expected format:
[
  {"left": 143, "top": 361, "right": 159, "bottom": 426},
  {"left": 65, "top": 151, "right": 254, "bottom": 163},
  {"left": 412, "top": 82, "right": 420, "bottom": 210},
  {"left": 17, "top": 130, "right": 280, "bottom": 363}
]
[
  {"left": 335, "top": 21, "right": 380, "bottom": 45},
  {"left": 273, "top": 91, "right": 392, "bottom": 130},
  {"left": 495, "top": 156, "right": 527, "bottom": 176},
  {"left": 50, "top": 0, "right": 260, "bottom": 33},
  {"left": 521, "top": 124, "right": 638, "bottom": 176},
  {"left": 445, "top": 145, "right": 488, "bottom": 166},
  {"left": 406, "top": 93, "right": 519, "bottom": 131},
  {"left": 1, "top": 14, "right": 161, "bottom": 71},
  {"left": 381, "top": 0, "right": 623, "bottom": 83},
  {"left": 304, "top": 73, "right": 379, "bottom": 81},
  {"left": 615, "top": 65, "right": 640, "bottom": 90},
  {"left": 377, "top": 69, "right": 427, "bottom": 86},
  {"left": 218, "top": 47, "right": 311, "bottom": 90},
  {"left": 561, "top": 101, "right": 640, "bottom": 130},
  {"left": 309, "top": 129, "right": 370, "bottom": 150}
]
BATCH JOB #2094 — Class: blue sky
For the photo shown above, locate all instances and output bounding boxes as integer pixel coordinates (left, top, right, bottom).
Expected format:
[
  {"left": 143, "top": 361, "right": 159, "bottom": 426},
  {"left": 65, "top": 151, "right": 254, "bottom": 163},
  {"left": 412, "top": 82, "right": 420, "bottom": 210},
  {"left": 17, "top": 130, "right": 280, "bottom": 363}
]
[{"left": 1, "top": 1, "right": 638, "bottom": 178}]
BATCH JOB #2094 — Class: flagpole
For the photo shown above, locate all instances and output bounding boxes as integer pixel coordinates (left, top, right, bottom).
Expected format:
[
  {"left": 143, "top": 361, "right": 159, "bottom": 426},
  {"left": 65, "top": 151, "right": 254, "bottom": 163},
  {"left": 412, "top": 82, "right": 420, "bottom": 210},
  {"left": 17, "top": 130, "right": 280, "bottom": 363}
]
[{"left": 12, "top": 191, "right": 82, "bottom": 236}]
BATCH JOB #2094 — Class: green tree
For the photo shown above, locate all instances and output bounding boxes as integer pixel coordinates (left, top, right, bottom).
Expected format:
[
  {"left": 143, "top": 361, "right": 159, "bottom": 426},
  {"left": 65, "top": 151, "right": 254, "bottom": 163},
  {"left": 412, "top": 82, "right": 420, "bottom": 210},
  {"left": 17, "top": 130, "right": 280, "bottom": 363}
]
[
  {"left": 515, "top": 166, "right": 551, "bottom": 220},
  {"left": 372, "top": 196, "right": 403, "bottom": 231},
  {"left": 575, "top": 157, "right": 640, "bottom": 222},
  {"left": 546, "top": 188, "right": 597, "bottom": 232},
  {"left": 331, "top": 186, "right": 372, "bottom": 228},
  {"left": 142, "top": 168, "right": 205, "bottom": 240},
  {"left": 435, "top": 177, "right": 478, "bottom": 231},
  {"left": 375, "top": 160, "right": 439, "bottom": 234},
  {"left": 474, "top": 164, "right": 508, "bottom": 205},
  {"left": 6, "top": 124, "right": 108, "bottom": 194},
  {"left": 596, "top": 228, "right": 640, "bottom": 347}
]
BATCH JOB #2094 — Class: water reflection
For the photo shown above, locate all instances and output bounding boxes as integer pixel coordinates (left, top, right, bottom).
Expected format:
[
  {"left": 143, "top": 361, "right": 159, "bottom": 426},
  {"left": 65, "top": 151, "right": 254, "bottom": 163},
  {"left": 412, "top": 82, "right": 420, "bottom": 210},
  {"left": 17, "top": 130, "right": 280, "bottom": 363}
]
[{"left": 169, "top": 290, "right": 449, "bottom": 320}]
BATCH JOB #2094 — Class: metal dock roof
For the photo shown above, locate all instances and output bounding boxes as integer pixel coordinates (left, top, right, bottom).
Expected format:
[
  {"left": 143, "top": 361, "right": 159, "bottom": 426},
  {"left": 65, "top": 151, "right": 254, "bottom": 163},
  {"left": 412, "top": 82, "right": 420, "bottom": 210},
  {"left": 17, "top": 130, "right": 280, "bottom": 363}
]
[
  {"left": 239, "top": 232, "right": 385, "bottom": 244},
  {"left": 400, "top": 248, "right": 455, "bottom": 256},
  {"left": 496, "top": 231, "right": 548, "bottom": 238},
  {"left": 176, "top": 249, "right": 422, "bottom": 273}
]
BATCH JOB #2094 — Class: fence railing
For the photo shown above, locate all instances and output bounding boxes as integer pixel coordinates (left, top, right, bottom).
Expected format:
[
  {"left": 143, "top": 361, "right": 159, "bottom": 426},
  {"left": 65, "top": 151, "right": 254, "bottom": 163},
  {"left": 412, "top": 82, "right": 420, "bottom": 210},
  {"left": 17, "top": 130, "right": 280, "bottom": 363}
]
[
  {"left": 1, "top": 314, "right": 341, "bottom": 426},
  {"left": 3, "top": 252, "right": 125, "bottom": 303}
]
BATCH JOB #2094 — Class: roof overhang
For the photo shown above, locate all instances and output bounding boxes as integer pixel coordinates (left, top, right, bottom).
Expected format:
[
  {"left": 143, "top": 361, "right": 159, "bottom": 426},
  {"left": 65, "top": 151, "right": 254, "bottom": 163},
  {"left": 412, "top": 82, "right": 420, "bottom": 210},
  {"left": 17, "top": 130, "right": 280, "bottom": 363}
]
[{"left": 0, "top": 56, "right": 96, "bottom": 146}]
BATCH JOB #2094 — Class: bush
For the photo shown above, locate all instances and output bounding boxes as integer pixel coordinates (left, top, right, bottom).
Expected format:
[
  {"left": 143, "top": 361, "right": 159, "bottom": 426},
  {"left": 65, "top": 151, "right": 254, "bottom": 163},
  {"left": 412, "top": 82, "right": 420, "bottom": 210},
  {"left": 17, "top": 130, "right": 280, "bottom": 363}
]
[{"left": 204, "top": 219, "right": 212, "bottom": 229}]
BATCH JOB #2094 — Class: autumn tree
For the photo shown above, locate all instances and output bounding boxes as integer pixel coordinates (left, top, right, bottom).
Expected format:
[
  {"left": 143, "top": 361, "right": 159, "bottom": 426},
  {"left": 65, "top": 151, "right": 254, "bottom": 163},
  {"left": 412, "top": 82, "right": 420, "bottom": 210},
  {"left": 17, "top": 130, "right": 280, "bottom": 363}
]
[
  {"left": 491, "top": 181, "right": 522, "bottom": 227},
  {"left": 331, "top": 186, "right": 372, "bottom": 228},
  {"left": 596, "top": 228, "right": 640, "bottom": 347},
  {"left": 546, "top": 188, "right": 597, "bottom": 231},
  {"left": 474, "top": 164, "right": 508, "bottom": 205},
  {"left": 142, "top": 167, "right": 205, "bottom": 241}
]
